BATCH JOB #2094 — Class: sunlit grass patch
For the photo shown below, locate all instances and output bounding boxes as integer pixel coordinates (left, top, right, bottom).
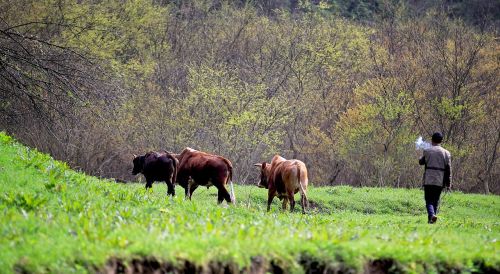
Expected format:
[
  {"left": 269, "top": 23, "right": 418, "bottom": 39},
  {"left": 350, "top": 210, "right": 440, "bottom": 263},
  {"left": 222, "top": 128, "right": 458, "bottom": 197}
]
[{"left": 0, "top": 132, "right": 499, "bottom": 273}]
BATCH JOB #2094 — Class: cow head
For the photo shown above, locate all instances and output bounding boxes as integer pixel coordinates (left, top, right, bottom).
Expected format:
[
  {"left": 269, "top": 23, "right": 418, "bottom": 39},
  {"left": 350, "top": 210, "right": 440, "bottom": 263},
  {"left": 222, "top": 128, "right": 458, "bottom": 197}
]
[
  {"left": 132, "top": 154, "right": 145, "bottom": 175},
  {"left": 254, "top": 162, "right": 271, "bottom": 189}
]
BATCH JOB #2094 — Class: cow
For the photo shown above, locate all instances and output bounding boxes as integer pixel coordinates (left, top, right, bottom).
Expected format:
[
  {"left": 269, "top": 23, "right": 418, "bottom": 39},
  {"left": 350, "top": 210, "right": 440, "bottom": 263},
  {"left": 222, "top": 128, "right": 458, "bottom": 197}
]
[
  {"left": 255, "top": 155, "right": 309, "bottom": 213},
  {"left": 132, "top": 151, "right": 178, "bottom": 196},
  {"left": 176, "top": 147, "right": 235, "bottom": 204}
]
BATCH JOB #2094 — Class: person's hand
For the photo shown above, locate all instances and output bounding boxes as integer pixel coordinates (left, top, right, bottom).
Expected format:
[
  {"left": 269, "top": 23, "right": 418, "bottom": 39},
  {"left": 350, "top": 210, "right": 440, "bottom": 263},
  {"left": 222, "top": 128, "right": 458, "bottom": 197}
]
[{"left": 418, "top": 153, "right": 426, "bottom": 165}]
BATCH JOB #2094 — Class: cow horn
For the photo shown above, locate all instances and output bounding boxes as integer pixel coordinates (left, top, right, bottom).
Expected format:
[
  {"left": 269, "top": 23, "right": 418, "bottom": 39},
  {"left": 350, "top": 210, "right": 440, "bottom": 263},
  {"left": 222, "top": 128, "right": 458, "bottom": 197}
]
[
  {"left": 254, "top": 163, "right": 262, "bottom": 167},
  {"left": 133, "top": 154, "right": 137, "bottom": 159}
]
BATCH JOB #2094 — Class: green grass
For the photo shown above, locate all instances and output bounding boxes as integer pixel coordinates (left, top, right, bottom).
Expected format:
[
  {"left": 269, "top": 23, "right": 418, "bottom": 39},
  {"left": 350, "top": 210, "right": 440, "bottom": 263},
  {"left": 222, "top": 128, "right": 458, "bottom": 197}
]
[{"left": 0, "top": 132, "right": 499, "bottom": 273}]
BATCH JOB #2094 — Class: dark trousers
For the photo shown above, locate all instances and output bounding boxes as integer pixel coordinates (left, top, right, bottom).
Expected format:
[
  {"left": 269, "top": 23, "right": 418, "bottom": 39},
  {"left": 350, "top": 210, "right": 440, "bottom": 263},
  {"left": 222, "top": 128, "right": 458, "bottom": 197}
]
[{"left": 424, "top": 185, "right": 443, "bottom": 221}]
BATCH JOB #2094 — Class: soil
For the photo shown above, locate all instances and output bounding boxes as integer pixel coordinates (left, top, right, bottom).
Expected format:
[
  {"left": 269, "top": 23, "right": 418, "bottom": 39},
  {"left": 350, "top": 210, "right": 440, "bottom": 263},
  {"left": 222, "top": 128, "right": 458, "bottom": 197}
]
[
  {"left": 98, "top": 256, "right": 498, "bottom": 274},
  {"left": 100, "top": 256, "right": 384, "bottom": 274}
]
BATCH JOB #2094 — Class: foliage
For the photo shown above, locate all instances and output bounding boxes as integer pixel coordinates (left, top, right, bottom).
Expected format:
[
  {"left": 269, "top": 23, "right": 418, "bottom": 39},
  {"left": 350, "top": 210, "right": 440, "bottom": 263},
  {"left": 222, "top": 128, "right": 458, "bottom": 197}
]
[
  {"left": 336, "top": 78, "right": 416, "bottom": 187},
  {"left": 0, "top": 132, "right": 499, "bottom": 273},
  {"left": 182, "top": 66, "right": 291, "bottom": 178},
  {"left": 0, "top": 0, "right": 498, "bottom": 194}
]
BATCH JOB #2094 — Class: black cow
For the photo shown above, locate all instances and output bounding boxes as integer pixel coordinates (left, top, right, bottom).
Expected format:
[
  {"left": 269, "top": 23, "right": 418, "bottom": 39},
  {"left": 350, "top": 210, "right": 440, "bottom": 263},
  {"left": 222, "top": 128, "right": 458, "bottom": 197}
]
[{"left": 132, "top": 151, "right": 178, "bottom": 196}]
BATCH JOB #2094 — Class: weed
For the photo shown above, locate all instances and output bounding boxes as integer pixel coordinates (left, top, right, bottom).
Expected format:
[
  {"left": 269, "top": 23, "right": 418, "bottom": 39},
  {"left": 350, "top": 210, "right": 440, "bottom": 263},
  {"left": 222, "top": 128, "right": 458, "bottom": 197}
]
[{"left": 0, "top": 132, "right": 498, "bottom": 273}]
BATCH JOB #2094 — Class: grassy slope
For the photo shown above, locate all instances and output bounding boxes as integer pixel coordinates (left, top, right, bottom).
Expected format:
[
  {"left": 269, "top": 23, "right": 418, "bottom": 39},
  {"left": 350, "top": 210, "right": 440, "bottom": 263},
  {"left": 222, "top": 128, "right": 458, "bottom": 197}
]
[{"left": 0, "top": 132, "right": 498, "bottom": 273}]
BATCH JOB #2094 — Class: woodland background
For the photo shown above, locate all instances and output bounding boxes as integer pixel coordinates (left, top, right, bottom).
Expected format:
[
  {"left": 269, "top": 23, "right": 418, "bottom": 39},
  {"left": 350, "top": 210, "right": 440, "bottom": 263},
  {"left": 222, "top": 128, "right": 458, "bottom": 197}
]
[{"left": 1, "top": 0, "right": 498, "bottom": 193}]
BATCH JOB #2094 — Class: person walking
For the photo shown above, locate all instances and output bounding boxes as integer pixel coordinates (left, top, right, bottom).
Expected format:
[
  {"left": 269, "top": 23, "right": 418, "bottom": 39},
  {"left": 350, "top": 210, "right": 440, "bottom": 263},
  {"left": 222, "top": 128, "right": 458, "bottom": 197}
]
[{"left": 419, "top": 132, "right": 452, "bottom": 224}]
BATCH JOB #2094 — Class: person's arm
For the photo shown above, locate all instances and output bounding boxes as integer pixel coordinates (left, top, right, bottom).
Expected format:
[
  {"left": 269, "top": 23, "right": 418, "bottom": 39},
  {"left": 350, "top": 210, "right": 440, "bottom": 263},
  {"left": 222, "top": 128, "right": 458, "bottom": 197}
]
[
  {"left": 444, "top": 151, "right": 452, "bottom": 189},
  {"left": 419, "top": 151, "right": 426, "bottom": 165}
]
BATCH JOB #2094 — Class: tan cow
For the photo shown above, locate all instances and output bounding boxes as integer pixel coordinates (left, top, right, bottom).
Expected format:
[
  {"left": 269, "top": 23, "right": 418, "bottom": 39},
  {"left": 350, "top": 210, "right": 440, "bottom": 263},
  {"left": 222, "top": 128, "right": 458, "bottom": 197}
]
[{"left": 255, "top": 155, "right": 309, "bottom": 213}]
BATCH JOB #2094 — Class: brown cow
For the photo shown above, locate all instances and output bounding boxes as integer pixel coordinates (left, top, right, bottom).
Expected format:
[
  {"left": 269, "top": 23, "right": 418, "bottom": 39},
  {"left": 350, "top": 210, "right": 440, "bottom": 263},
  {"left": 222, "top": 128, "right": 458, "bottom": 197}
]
[
  {"left": 132, "top": 151, "right": 178, "bottom": 196},
  {"left": 255, "top": 155, "right": 308, "bottom": 213},
  {"left": 176, "top": 147, "right": 235, "bottom": 204}
]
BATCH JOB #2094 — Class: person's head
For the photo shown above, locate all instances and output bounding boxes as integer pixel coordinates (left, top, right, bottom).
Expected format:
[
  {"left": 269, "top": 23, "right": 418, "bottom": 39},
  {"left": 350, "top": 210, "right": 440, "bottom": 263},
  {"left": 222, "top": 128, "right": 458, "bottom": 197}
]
[{"left": 431, "top": 132, "right": 443, "bottom": 144}]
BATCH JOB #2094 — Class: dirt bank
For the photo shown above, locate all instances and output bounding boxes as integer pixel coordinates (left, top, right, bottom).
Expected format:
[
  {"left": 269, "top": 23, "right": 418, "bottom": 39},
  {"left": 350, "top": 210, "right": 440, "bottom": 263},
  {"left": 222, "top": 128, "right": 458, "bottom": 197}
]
[{"left": 99, "top": 256, "right": 498, "bottom": 274}]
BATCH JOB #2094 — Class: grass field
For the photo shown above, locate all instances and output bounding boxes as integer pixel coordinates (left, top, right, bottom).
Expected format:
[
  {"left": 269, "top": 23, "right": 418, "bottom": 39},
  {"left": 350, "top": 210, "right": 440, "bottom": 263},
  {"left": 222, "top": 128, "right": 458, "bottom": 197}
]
[{"left": 0, "top": 132, "right": 499, "bottom": 273}]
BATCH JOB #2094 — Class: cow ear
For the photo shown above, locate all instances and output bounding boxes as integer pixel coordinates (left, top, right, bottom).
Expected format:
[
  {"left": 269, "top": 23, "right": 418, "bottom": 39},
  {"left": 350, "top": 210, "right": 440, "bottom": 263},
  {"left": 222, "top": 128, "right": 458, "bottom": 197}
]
[{"left": 262, "top": 162, "right": 267, "bottom": 169}]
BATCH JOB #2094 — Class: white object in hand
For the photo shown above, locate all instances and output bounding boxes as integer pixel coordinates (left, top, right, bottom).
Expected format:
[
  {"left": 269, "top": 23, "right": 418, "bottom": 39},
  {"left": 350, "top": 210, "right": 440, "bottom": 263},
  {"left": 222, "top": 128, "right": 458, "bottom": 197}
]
[{"left": 415, "top": 136, "right": 431, "bottom": 150}]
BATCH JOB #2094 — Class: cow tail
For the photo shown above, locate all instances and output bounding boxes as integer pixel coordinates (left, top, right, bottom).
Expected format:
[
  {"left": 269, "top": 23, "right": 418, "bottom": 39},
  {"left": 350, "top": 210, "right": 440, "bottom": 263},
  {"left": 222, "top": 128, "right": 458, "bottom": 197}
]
[
  {"left": 224, "top": 158, "right": 236, "bottom": 203},
  {"left": 297, "top": 165, "right": 308, "bottom": 210},
  {"left": 297, "top": 167, "right": 303, "bottom": 194},
  {"left": 227, "top": 161, "right": 233, "bottom": 183},
  {"left": 169, "top": 154, "right": 178, "bottom": 186}
]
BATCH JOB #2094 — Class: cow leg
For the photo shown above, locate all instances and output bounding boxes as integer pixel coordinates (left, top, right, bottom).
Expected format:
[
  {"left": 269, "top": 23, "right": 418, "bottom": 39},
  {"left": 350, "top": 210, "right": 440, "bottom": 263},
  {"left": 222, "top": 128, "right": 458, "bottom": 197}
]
[
  {"left": 187, "top": 178, "right": 203, "bottom": 200},
  {"left": 165, "top": 180, "right": 175, "bottom": 196},
  {"left": 223, "top": 188, "right": 232, "bottom": 204},
  {"left": 217, "top": 186, "right": 232, "bottom": 204},
  {"left": 267, "top": 189, "right": 276, "bottom": 212},
  {"left": 217, "top": 189, "right": 224, "bottom": 204},
  {"left": 176, "top": 173, "right": 190, "bottom": 199},
  {"left": 181, "top": 177, "right": 191, "bottom": 199},
  {"left": 185, "top": 183, "right": 190, "bottom": 198},
  {"left": 145, "top": 180, "right": 153, "bottom": 191},
  {"left": 299, "top": 184, "right": 308, "bottom": 214},
  {"left": 288, "top": 191, "right": 296, "bottom": 212},
  {"left": 189, "top": 184, "right": 198, "bottom": 199}
]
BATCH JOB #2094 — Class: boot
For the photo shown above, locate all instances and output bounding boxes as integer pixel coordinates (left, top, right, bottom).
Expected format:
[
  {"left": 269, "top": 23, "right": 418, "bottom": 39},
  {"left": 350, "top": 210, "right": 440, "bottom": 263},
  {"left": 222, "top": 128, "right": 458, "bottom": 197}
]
[{"left": 429, "top": 215, "right": 437, "bottom": 224}]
